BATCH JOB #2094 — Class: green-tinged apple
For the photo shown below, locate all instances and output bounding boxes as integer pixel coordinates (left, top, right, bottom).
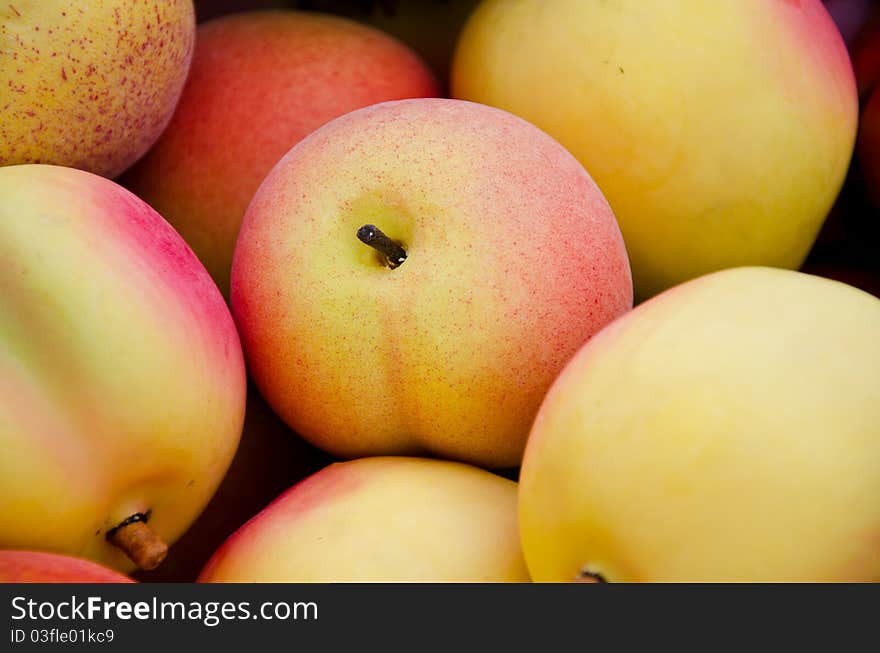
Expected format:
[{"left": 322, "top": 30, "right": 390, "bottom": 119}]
[
  {"left": 0, "top": 551, "right": 134, "bottom": 583},
  {"left": 0, "top": 1, "right": 195, "bottom": 178},
  {"left": 452, "top": 0, "right": 858, "bottom": 300},
  {"left": 230, "top": 98, "right": 633, "bottom": 468},
  {"left": 0, "top": 164, "right": 246, "bottom": 573},
  {"left": 136, "top": 385, "right": 333, "bottom": 582},
  {"left": 198, "top": 457, "right": 530, "bottom": 582},
  {"left": 120, "top": 10, "right": 438, "bottom": 296},
  {"left": 519, "top": 267, "right": 880, "bottom": 582}
]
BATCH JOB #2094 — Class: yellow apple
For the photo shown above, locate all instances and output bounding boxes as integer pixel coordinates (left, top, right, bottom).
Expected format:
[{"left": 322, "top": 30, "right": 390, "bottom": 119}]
[
  {"left": 452, "top": 0, "right": 858, "bottom": 300},
  {"left": 519, "top": 267, "right": 880, "bottom": 582},
  {"left": 198, "top": 456, "right": 530, "bottom": 582}
]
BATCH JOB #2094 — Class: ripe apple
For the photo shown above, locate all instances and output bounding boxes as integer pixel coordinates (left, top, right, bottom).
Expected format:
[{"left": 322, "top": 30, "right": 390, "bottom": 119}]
[
  {"left": 120, "top": 10, "right": 438, "bottom": 296},
  {"left": 198, "top": 457, "right": 530, "bottom": 582},
  {"left": 231, "top": 98, "right": 633, "bottom": 468},
  {"left": 452, "top": 0, "right": 858, "bottom": 300},
  {"left": 0, "top": 0, "right": 195, "bottom": 178},
  {"left": 0, "top": 551, "right": 134, "bottom": 583},
  {"left": 0, "top": 164, "right": 246, "bottom": 573},
  {"left": 519, "top": 267, "right": 880, "bottom": 582},
  {"left": 135, "top": 385, "right": 333, "bottom": 582}
]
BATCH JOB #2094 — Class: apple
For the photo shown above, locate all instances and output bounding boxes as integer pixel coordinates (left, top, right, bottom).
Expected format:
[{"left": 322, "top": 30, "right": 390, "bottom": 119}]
[
  {"left": 0, "top": 551, "right": 134, "bottom": 583},
  {"left": 198, "top": 456, "right": 530, "bottom": 582},
  {"left": 230, "top": 98, "right": 633, "bottom": 469},
  {"left": 135, "top": 385, "right": 333, "bottom": 582},
  {"left": 519, "top": 267, "right": 880, "bottom": 582},
  {"left": 452, "top": 0, "right": 858, "bottom": 300},
  {"left": 0, "top": 164, "right": 246, "bottom": 573},
  {"left": 119, "top": 10, "right": 438, "bottom": 296},
  {"left": 0, "top": 0, "right": 195, "bottom": 178}
]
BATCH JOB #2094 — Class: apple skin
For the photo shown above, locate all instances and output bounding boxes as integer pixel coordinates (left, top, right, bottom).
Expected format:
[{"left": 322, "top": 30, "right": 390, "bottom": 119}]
[
  {"left": 135, "top": 385, "right": 333, "bottom": 583},
  {"left": 0, "top": 551, "right": 134, "bottom": 583},
  {"left": 0, "top": 0, "right": 195, "bottom": 178},
  {"left": 519, "top": 267, "right": 880, "bottom": 582},
  {"left": 197, "top": 456, "right": 530, "bottom": 582},
  {"left": 119, "top": 10, "right": 439, "bottom": 297},
  {"left": 231, "top": 98, "right": 633, "bottom": 469},
  {"left": 0, "top": 164, "right": 246, "bottom": 572},
  {"left": 452, "top": 0, "right": 858, "bottom": 301}
]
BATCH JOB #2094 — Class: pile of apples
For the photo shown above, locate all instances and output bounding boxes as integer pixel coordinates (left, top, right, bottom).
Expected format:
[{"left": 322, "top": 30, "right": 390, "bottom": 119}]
[{"left": 1, "top": 0, "right": 878, "bottom": 584}]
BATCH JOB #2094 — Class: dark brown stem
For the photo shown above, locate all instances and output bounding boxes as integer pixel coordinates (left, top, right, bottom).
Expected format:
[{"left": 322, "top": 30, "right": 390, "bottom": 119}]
[
  {"left": 357, "top": 224, "right": 407, "bottom": 269},
  {"left": 575, "top": 569, "right": 608, "bottom": 583},
  {"left": 106, "top": 513, "right": 168, "bottom": 571}
]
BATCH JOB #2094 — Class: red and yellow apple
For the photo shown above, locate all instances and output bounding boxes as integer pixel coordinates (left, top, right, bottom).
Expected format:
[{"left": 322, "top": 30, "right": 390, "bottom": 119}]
[
  {"left": 198, "top": 457, "right": 529, "bottom": 582},
  {"left": 120, "top": 10, "right": 438, "bottom": 296},
  {"left": 0, "top": 164, "right": 246, "bottom": 573},
  {"left": 0, "top": 0, "right": 195, "bottom": 178},
  {"left": 519, "top": 267, "right": 880, "bottom": 582},
  {"left": 231, "top": 98, "right": 632, "bottom": 468},
  {"left": 0, "top": 551, "right": 134, "bottom": 583},
  {"left": 452, "top": 0, "right": 858, "bottom": 300}
]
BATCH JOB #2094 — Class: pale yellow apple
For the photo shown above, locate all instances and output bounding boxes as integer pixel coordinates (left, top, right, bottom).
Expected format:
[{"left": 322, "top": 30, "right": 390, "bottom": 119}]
[
  {"left": 198, "top": 456, "right": 530, "bottom": 582},
  {"left": 519, "top": 267, "right": 880, "bottom": 582},
  {"left": 452, "top": 0, "right": 858, "bottom": 300}
]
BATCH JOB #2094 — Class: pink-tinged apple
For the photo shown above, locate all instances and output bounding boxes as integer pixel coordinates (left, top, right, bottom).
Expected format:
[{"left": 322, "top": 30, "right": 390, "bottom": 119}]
[
  {"left": 0, "top": 1, "right": 195, "bottom": 178},
  {"left": 519, "top": 267, "right": 880, "bottom": 582},
  {"left": 0, "top": 164, "right": 246, "bottom": 573},
  {"left": 453, "top": 0, "right": 858, "bottom": 300},
  {"left": 230, "top": 98, "right": 633, "bottom": 468},
  {"left": 198, "top": 457, "right": 530, "bottom": 582},
  {"left": 0, "top": 551, "right": 134, "bottom": 583},
  {"left": 120, "top": 10, "right": 438, "bottom": 296}
]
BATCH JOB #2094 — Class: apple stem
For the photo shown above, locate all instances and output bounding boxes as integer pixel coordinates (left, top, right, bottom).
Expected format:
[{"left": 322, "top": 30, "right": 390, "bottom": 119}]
[
  {"left": 357, "top": 224, "right": 407, "bottom": 269},
  {"left": 575, "top": 570, "right": 608, "bottom": 583},
  {"left": 106, "top": 513, "right": 168, "bottom": 571}
]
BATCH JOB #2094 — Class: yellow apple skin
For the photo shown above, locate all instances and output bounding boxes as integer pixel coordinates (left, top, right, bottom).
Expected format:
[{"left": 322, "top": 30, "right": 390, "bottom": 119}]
[
  {"left": 198, "top": 456, "right": 530, "bottom": 582},
  {"left": 0, "top": 164, "right": 246, "bottom": 572},
  {"left": 452, "top": 0, "right": 858, "bottom": 300},
  {"left": 231, "top": 98, "right": 633, "bottom": 469},
  {"left": 0, "top": 0, "right": 194, "bottom": 178},
  {"left": 519, "top": 267, "right": 880, "bottom": 582}
]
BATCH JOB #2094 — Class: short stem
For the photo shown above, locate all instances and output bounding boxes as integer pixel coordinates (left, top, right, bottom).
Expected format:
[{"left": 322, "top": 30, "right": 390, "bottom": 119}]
[
  {"left": 357, "top": 224, "right": 407, "bottom": 269},
  {"left": 106, "top": 513, "right": 168, "bottom": 571},
  {"left": 575, "top": 570, "right": 608, "bottom": 583}
]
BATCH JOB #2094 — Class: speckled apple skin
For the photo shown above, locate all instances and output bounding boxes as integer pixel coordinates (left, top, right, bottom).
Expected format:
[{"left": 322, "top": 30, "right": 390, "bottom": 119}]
[
  {"left": 0, "top": 0, "right": 195, "bottom": 178},
  {"left": 119, "top": 10, "right": 438, "bottom": 297},
  {"left": 0, "top": 164, "right": 246, "bottom": 572},
  {"left": 198, "top": 457, "right": 530, "bottom": 583},
  {"left": 0, "top": 550, "right": 134, "bottom": 583},
  {"left": 231, "top": 98, "right": 633, "bottom": 469}
]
